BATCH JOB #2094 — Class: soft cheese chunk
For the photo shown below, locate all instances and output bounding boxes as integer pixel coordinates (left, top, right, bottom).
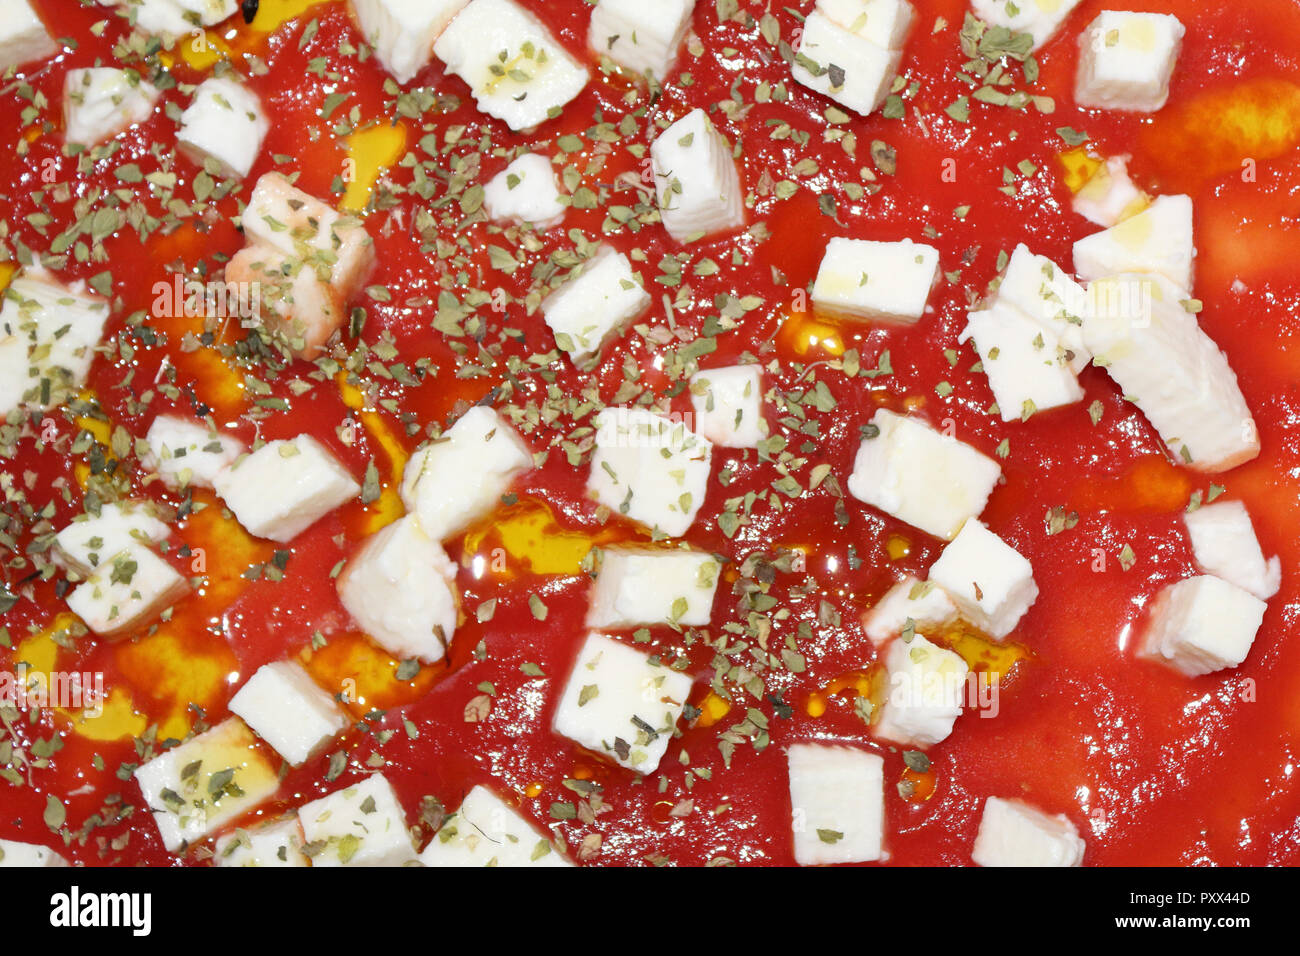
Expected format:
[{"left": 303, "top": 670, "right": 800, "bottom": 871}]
[
  {"left": 63, "top": 67, "right": 159, "bottom": 148},
  {"left": 134, "top": 718, "right": 279, "bottom": 853},
  {"left": 847, "top": 409, "right": 1001, "bottom": 540},
  {"left": 1184, "top": 500, "right": 1280, "bottom": 601},
  {"left": 433, "top": 0, "right": 588, "bottom": 131},
  {"left": 483, "top": 152, "right": 564, "bottom": 227},
  {"left": 0, "top": 0, "right": 56, "bottom": 72},
  {"left": 994, "top": 243, "right": 1090, "bottom": 372},
  {"left": 1076, "top": 10, "right": 1184, "bottom": 113},
  {"left": 553, "top": 632, "right": 694, "bottom": 773},
  {"left": 55, "top": 500, "right": 171, "bottom": 574},
  {"left": 791, "top": 11, "right": 901, "bottom": 117},
  {"left": 587, "top": 407, "right": 713, "bottom": 537},
  {"left": 297, "top": 773, "right": 415, "bottom": 866},
  {"left": 1139, "top": 575, "right": 1267, "bottom": 676},
  {"left": 650, "top": 108, "right": 744, "bottom": 242},
  {"left": 224, "top": 245, "right": 345, "bottom": 359},
  {"left": 0, "top": 839, "right": 68, "bottom": 867},
  {"left": 125, "top": 0, "right": 239, "bottom": 37},
  {"left": 214, "top": 817, "right": 309, "bottom": 867},
  {"left": 228, "top": 661, "right": 348, "bottom": 767},
  {"left": 862, "top": 575, "right": 958, "bottom": 646},
  {"left": 214, "top": 436, "right": 359, "bottom": 542},
  {"left": 817, "top": 0, "right": 914, "bottom": 49},
  {"left": 540, "top": 247, "right": 650, "bottom": 367},
  {"left": 928, "top": 519, "right": 1038, "bottom": 639},
  {"left": 588, "top": 0, "right": 695, "bottom": 81},
  {"left": 143, "top": 415, "right": 245, "bottom": 490},
  {"left": 961, "top": 302, "right": 1084, "bottom": 421},
  {"left": 586, "top": 546, "right": 720, "bottom": 629},
  {"left": 1073, "top": 155, "right": 1147, "bottom": 227},
  {"left": 971, "top": 796, "right": 1085, "bottom": 867},
  {"left": 337, "top": 515, "right": 459, "bottom": 664},
  {"left": 399, "top": 406, "right": 533, "bottom": 541},
  {"left": 689, "top": 364, "right": 766, "bottom": 448},
  {"left": 178, "top": 77, "right": 268, "bottom": 179},
  {"left": 420, "top": 785, "right": 572, "bottom": 867},
  {"left": 873, "top": 634, "right": 968, "bottom": 748},
  {"left": 350, "top": 0, "right": 469, "bottom": 83},
  {"left": 1073, "top": 194, "right": 1195, "bottom": 290},
  {"left": 66, "top": 545, "right": 189, "bottom": 638},
  {"left": 970, "top": 0, "right": 1083, "bottom": 51},
  {"left": 787, "top": 742, "right": 884, "bottom": 865},
  {"left": 812, "top": 237, "right": 940, "bottom": 325}
]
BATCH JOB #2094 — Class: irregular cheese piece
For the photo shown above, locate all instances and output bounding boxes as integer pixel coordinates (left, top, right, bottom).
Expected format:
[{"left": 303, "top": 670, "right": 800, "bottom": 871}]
[
  {"left": 483, "top": 152, "right": 564, "bottom": 228},
  {"left": 553, "top": 632, "right": 694, "bottom": 773},
  {"left": 349, "top": 0, "right": 469, "bottom": 84},
  {"left": 433, "top": 0, "right": 588, "bottom": 131},
  {"left": 1072, "top": 155, "right": 1147, "bottom": 227},
  {"left": 586, "top": 546, "right": 720, "bottom": 629},
  {"left": 124, "top": 0, "right": 239, "bottom": 37},
  {"left": 969, "top": 0, "right": 1083, "bottom": 51},
  {"left": 588, "top": 0, "right": 695, "bottom": 81},
  {"left": 873, "top": 634, "right": 968, "bottom": 748},
  {"left": 214, "top": 435, "right": 360, "bottom": 542},
  {"left": 812, "top": 237, "right": 940, "bottom": 325},
  {"left": 791, "top": 11, "right": 901, "bottom": 117},
  {"left": 994, "top": 243, "right": 1090, "bottom": 372},
  {"left": 787, "top": 742, "right": 884, "bottom": 865},
  {"left": 0, "top": 0, "right": 57, "bottom": 72},
  {"left": 178, "top": 77, "right": 268, "bottom": 179},
  {"left": 960, "top": 301, "right": 1084, "bottom": 421},
  {"left": 0, "top": 839, "right": 69, "bottom": 867},
  {"left": 143, "top": 415, "right": 245, "bottom": 491},
  {"left": 1073, "top": 194, "right": 1195, "bottom": 290},
  {"left": 650, "top": 107, "right": 744, "bottom": 241},
  {"left": 817, "top": 0, "right": 915, "bottom": 49},
  {"left": 66, "top": 545, "right": 190, "bottom": 638},
  {"left": 224, "top": 244, "right": 346, "bottom": 359},
  {"left": 928, "top": 519, "right": 1038, "bottom": 639},
  {"left": 540, "top": 247, "right": 650, "bottom": 367},
  {"left": 862, "top": 575, "right": 958, "bottom": 646},
  {"left": 419, "top": 785, "right": 572, "bottom": 867},
  {"left": 297, "top": 773, "right": 416, "bottom": 866},
  {"left": 228, "top": 661, "right": 348, "bottom": 767},
  {"left": 587, "top": 407, "right": 713, "bottom": 537},
  {"left": 688, "top": 364, "right": 766, "bottom": 448},
  {"left": 55, "top": 500, "right": 171, "bottom": 574},
  {"left": 337, "top": 515, "right": 459, "bottom": 664},
  {"left": 63, "top": 67, "right": 159, "bottom": 148},
  {"left": 847, "top": 409, "right": 1001, "bottom": 541},
  {"left": 399, "top": 406, "right": 533, "bottom": 541},
  {"left": 1139, "top": 574, "right": 1266, "bottom": 676},
  {"left": 1075, "top": 10, "right": 1184, "bottom": 113},
  {"left": 134, "top": 718, "right": 279, "bottom": 853},
  {"left": 971, "top": 796, "right": 1085, "bottom": 867},
  {"left": 1183, "top": 500, "right": 1280, "bottom": 601},
  {"left": 214, "top": 817, "right": 309, "bottom": 867}
]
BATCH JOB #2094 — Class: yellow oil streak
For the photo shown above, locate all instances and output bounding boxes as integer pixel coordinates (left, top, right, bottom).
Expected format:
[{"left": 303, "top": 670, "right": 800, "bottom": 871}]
[
  {"left": 462, "top": 498, "right": 609, "bottom": 576},
  {"left": 341, "top": 123, "right": 409, "bottom": 213},
  {"left": 338, "top": 375, "right": 406, "bottom": 534},
  {"left": 776, "top": 312, "right": 845, "bottom": 358}
]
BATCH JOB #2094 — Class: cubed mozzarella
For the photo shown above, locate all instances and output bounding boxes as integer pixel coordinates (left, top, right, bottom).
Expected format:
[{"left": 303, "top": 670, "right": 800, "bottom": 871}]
[
  {"left": 433, "top": 0, "right": 588, "bottom": 131},
  {"left": 336, "top": 515, "right": 459, "bottom": 664},
  {"left": 1076, "top": 10, "right": 1184, "bottom": 113},
  {"left": 817, "top": 0, "right": 914, "bottom": 49},
  {"left": 971, "top": 796, "right": 1085, "bottom": 867},
  {"left": 224, "top": 244, "right": 345, "bottom": 359},
  {"left": 399, "top": 406, "right": 533, "bottom": 541},
  {"left": 0, "top": 839, "right": 68, "bottom": 867},
  {"left": 847, "top": 409, "right": 1001, "bottom": 541},
  {"left": 143, "top": 415, "right": 245, "bottom": 490},
  {"left": 1073, "top": 194, "right": 1195, "bottom": 290},
  {"left": 134, "top": 718, "right": 280, "bottom": 853},
  {"left": 586, "top": 546, "right": 720, "bottom": 629},
  {"left": 928, "top": 519, "right": 1038, "bottom": 639},
  {"left": 1072, "top": 155, "right": 1147, "bottom": 227},
  {"left": 127, "top": 0, "right": 238, "bottom": 37},
  {"left": 791, "top": 11, "right": 901, "bottom": 117},
  {"left": 994, "top": 243, "right": 1090, "bottom": 372},
  {"left": 1183, "top": 500, "right": 1280, "bottom": 601},
  {"left": 214, "top": 817, "right": 309, "bottom": 867},
  {"left": 960, "top": 302, "right": 1084, "bottom": 421},
  {"left": 297, "top": 773, "right": 416, "bottom": 866},
  {"left": 214, "top": 435, "right": 360, "bottom": 542},
  {"left": 873, "top": 634, "right": 968, "bottom": 748},
  {"left": 350, "top": 0, "right": 469, "bottom": 83},
  {"left": 588, "top": 0, "right": 695, "bottom": 81},
  {"left": 1139, "top": 575, "right": 1267, "bottom": 676},
  {"left": 228, "top": 661, "right": 348, "bottom": 767},
  {"left": 970, "top": 0, "right": 1083, "bottom": 51},
  {"left": 62, "top": 67, "right": 159, "bottom": 148},
  {"left": 540, "top": 247, "right": 650, "bottom": 367},
  {"left": 66, "top": 545, "right": 190, "bottom": 638},
  {"left": 688, "top": 364, "right": 766, "bottom": 448},
  {"left": 0, "top": 0, "right": 56, "bottom": 72},
  {"left": 650, "top": 108, "right": 744, "bottom": 242},
  {"left": 419, "top": 785, "right": 572, "bottom": 867},
  {"left": 587, "top": 407, "right": 713, "bottom": 537},
  {"left": 483, "top": 152, "right": 564, "bottom": 228},
  {"left": 787, "top": 742, "right": 884, "bottom": 865},
  {"left": 55, "top": 500, "right": 171, "bottom": 574},
  {"left": 177, "top": 77, "right": 268, "bottom": 179},
  {"left": 553, "top": 632, "right": 694, "bottom": 773},
  {"left": 811, "top": 237, "right": 940, "bottom": 325},
  {"left": 862, "top": 575, "right": 958, "bottom": 646}
]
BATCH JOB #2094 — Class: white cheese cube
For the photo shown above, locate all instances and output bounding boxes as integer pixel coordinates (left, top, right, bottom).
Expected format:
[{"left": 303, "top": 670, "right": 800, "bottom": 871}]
[
  {"left": 787, "top": 742, "right": 884, "bottom": 865},
  {"left": 650, "top": 107, "right": 745, "bottom": 242},
  {"left": 587, "top": 407, "right": 713, "bottom": 537},
  {"left": 847, "top": 409, "right": 1001, "bottom": 541},
  {"left": 1076, "top": 10, "right": 1184, "bottom": 112},
  {"left": 228, "top": 661, "right": 348, "bottom": 767},
  {"left": 1072, "top": 155, "right": 1146, "bottom": 227},
  {"left": 689, "top": 364, "right": 766, "bottom": 448},
  {"left": 0, "top": 0, "right": 56, "bottom": 72},
  {"left": 1073, "top": 194, "right": 1195, "bottom": 290},
  {"left": 297, "top": 773, "right": 416, "bottom": 866},
  {"left": 399, "top": 406, "right": 533, "bottom": 541},
  {"left": 214, "top": 435, "right": 359, "bottom": 542},
  {"left": 63, "top": 67, "right": 159, "bottom": 148},
  {"left": 540, "top": 247, "right": 650, "bottom": 367},
  {"left": 55, "top": 500, "right": 171, "bottom": 574},
  {"left": 483, "top": 152, "right": 563, "bottom": 228},
  {"left": 873, "top": 634, "right": 968, "bottom": 748},
  {"left": 553, "top": 632, "right": 694, "bottom": 773},
  {"left": 960, "top": 302, "right": 1084, "bottom": 421},
  {"left": 1082, "top": 274, "right": 1258, "bottom": 472},
  {"left": 350, "top": 0, "right": 469, "bottom": 84},
  {"left": 817, "top": 0, "right": 914, "bottom": 49},
  {"left": 791, "top": 11, "right": 901, "bottom": 117},
  {"left": 336, "top": 515, "right": 459, "bottom": 664},
  {"left": 178, "top": 77, "right": 268, "bottom": 179},
  {"left": 128, "top": 0, "right": 238, "bottom": 37},
  {"left": 224, "top": 243, "right": 346, "bottom": 359},
  {"left": 1139, "top": 575, "right": 1267, "bottom": 676},
  {"left": 134, "top": 718, "right": 280, "bottom": 853},
  {"left": 994, "top": 243, "right": 1090, "bottom": 372},
  {"left": 862, "top": 575, "right": 957, "bottom": 646},
  {"left": 433, "top": 0, "right": 589, "bottom": 131},
  {"left": 143, "top": 415, "right": 245, "bottom": 491},
  {"left": 971, "top": 796, "right": 1085, "bottom": 867},
  {"left": 419, "top": 785, "right": 572, "bottom": 867},
  {"left": 812, "top": 236, "right": 940, "bottom": 325},
  {"left": 66, "top": 545, "right": 190, "bottom": 638},
  {"left": 586, "top": 546, "right": 720, "bottom": 629},
  {"left": 588, "top": 0, "right": 695, "bottom": 81},
  {"left": 970, "top": 0, "right": 1083, "bottom": 51},
  {"left": 928, "top": 519, "right": 1038, "bottom": 639},
  {"left": 1184, "top": 500, "right": 1280, "bottom": 601},
  {"left": 214, "top": 817, "right": 309, "bottom": 867},
  {"left": 0, "top": 839, "right": 68, "bottom": 867}
]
